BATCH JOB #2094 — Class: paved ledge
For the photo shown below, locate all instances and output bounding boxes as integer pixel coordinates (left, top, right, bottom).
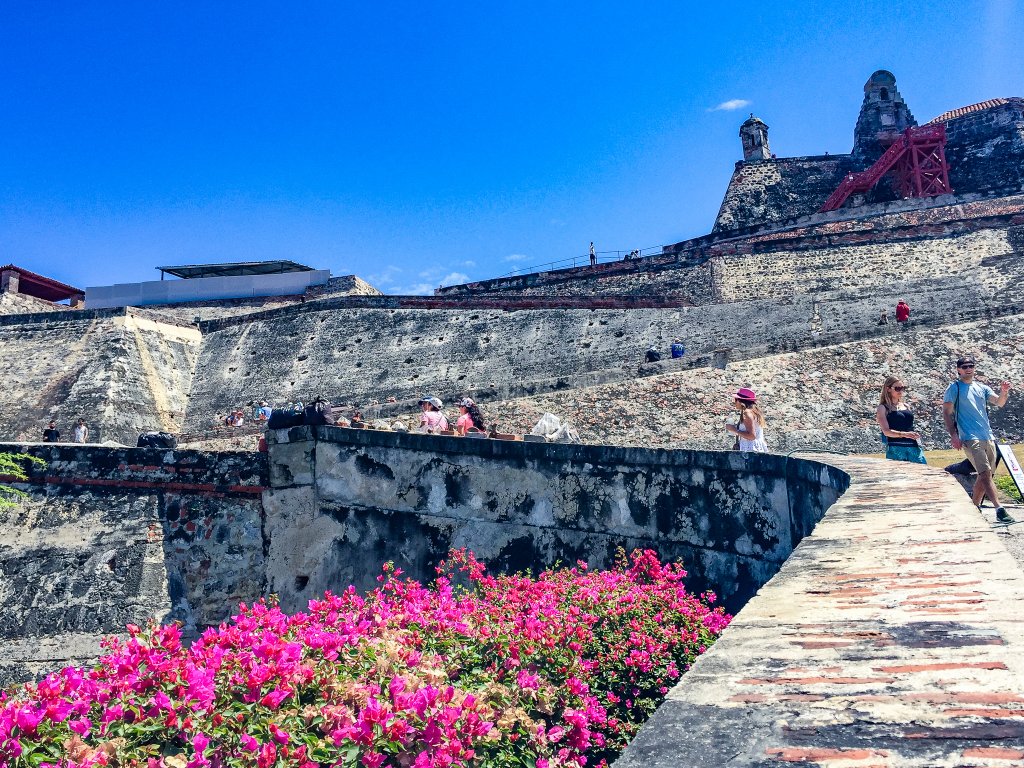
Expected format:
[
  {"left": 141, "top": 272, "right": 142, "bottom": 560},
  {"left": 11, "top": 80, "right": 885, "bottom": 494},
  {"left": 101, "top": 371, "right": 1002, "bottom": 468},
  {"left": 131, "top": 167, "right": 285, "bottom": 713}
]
[{"left": 615, "top": 455, "right": 1024, "bottom": 767}]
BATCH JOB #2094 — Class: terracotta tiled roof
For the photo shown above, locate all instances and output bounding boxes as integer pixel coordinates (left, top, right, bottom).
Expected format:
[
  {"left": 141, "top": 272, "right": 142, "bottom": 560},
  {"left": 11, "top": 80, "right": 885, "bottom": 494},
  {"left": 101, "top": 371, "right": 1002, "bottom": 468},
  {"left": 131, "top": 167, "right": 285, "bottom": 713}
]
[
  {"left": 926, "top": 98, "right": 1020, "bottom": 124},
  {"left": 0, "top": 264, "right": 83, "bottom": 301}
]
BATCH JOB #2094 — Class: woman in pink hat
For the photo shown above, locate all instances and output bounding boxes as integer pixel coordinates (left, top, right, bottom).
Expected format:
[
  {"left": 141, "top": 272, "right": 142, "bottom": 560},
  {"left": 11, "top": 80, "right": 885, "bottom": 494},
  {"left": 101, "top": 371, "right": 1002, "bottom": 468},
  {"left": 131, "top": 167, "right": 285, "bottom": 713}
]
[{"left": 725, "top": 387, "right": 768, "bottom": 453}]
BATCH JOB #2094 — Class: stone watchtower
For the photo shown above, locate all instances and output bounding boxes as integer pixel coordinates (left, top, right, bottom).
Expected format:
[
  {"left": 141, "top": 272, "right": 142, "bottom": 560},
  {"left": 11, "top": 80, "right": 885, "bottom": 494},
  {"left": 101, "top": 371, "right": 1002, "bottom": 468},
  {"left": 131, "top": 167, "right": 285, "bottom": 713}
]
[
  {"left": 853, "top": 70, "right": 917, "bottom": 162},
  {"left": 739, "top": 114, "right": 771, "bottom": 161}
]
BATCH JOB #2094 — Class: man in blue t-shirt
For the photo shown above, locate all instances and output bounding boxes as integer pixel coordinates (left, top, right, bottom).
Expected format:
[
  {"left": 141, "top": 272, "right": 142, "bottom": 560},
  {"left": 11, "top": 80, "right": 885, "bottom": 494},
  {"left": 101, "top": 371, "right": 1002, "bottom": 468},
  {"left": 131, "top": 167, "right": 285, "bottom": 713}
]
[{"left": 942, "top": 355, "right": 1012, "bottom": 522}]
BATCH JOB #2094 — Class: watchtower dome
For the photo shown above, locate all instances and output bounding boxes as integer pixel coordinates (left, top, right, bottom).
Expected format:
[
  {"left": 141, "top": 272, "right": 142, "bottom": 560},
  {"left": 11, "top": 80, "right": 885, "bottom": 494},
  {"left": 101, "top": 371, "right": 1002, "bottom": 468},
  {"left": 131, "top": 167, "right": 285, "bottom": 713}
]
[
  {"left": 740, "top": 114, "right": 771, "bottom": 161},
  {"left": 853, "top": 70, "right": 917, "bottom": 161}
]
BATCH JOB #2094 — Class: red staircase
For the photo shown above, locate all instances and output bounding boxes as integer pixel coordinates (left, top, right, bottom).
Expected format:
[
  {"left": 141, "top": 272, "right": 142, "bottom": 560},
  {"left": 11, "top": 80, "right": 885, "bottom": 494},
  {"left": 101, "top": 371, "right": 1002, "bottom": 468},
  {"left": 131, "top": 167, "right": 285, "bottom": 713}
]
[{"left": 819, "top": 124, "right": 952, "bottom": 212}]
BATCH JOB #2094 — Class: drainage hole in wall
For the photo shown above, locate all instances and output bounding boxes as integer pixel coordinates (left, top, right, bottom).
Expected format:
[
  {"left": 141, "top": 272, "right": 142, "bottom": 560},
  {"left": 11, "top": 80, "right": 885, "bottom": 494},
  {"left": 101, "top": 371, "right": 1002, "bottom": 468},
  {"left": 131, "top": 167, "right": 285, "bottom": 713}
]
[{"left": 294, "top": 575, "right": 310, "bottom": 591}]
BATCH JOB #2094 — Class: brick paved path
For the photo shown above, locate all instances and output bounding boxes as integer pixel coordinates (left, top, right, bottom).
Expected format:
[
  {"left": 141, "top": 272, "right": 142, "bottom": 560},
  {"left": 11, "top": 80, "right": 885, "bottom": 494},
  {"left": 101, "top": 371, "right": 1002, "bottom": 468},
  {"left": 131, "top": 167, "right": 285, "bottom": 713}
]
[{"left": 616, "top": 455, "right": 1024, "bottom": 767}]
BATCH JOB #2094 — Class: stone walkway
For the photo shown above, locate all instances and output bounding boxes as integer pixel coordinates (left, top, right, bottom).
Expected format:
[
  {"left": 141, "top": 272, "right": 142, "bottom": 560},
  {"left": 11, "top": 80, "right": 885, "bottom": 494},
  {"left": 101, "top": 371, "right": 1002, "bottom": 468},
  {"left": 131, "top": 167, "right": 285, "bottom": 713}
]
[{"left": 615, "top": 455, "right": 1024, "bottom": 767}]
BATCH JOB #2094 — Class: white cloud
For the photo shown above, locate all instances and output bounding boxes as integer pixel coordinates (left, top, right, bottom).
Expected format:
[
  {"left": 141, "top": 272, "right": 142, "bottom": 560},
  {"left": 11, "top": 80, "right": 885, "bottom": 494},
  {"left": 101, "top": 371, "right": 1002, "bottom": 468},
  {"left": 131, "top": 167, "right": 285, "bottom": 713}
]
[
  {"left": 504, "top": 253, "right": 530, "bottom": 262},
  {"left": 397, "top": 282, "right": 436, "bottom": 295},
  {"left": 461, "top": 260, "right": 476, "bottom": 268},
  {"left": 709, "top": 98, "right": 751, "bottom": 112},
  {"left": 438, "top": 272, "right": 469, "bottom": 287},
  {"left": 366, "top": 265, "right": 402, "bottom": 287}
]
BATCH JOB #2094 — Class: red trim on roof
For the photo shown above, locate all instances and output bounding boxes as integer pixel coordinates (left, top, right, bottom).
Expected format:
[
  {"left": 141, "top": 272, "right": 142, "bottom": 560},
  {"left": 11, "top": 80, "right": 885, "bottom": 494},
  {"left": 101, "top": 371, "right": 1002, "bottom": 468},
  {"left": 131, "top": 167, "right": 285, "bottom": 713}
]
[
  {"left": 0, "top": 264, "right": 84, "bottom": 302},
  {"left": 926, "top": 97, "right": 1022, "bottom": 124}
]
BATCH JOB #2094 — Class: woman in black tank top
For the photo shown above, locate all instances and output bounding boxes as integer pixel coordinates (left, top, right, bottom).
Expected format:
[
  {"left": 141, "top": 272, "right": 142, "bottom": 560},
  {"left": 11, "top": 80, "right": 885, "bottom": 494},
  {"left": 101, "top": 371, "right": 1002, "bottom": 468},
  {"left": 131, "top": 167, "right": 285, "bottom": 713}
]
[{"left": 875, "top": 376, "right": 927, "bottom": 464}]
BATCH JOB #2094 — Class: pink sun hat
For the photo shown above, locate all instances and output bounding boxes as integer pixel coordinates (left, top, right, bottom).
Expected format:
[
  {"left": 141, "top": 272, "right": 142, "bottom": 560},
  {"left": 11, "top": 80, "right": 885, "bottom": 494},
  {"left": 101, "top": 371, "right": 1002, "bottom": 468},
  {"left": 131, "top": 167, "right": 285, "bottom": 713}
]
[{"left": 734, "top": 387, "right": 758, "bottom": 401}]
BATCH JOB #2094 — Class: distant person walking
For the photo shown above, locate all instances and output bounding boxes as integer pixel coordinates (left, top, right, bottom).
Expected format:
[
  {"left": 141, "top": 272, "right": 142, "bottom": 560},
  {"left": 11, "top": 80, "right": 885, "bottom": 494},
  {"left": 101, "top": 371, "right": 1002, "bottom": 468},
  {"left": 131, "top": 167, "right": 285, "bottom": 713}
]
[
  {"left": 42, "top": 420, "right": 60, "bottom": 443},
  {"left": 589, "top": 242, "right": 596, "bottom": 267},
  {"left": 72, "top": 418, "right": 89, "bottom": 444},
  {"left": 895, "top": 300, "right": 910, "bottom": 324},
  {"left": 878, "top": 309, "right": 888, "bottom": 325},
  {"left": 942, "top": 355, "right": 1013, "bottom": 522},
  {"left": 644, "top": 346, "right": 661, "bottom": 363},
  {"left": 670, "top": 339, "right": 686, "bottom": 359},
  {"left": 725, "top": 388, "right": 767, "bottom": 453},
  {"left": 875, "top": 376, "right": 925, "bottom": 464}
]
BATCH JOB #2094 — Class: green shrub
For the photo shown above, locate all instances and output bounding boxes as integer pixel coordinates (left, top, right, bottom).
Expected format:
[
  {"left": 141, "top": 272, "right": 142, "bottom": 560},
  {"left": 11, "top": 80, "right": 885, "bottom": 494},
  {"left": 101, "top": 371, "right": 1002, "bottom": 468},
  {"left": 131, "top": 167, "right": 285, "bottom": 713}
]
[
  {"left": 995, "top": 474, "right": 1023, "bottom": 503},
  {"left": 0, "top": 451, "right": 45, "bottom": 511}
]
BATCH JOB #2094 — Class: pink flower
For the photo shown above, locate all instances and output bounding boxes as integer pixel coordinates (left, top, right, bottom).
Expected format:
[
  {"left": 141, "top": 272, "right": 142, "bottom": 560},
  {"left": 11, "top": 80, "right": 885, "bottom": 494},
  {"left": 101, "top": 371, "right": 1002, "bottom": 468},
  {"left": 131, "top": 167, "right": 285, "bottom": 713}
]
[
  {"left": 362, "top": 752, "right": 386, "bottom": 768},
  {"left": 240, "top": 734, "right": 258, "bottom": 751},
  {"left": 516, "top": 670, "right": 540, "bottom": 690},
  {"left": 268, "top": 723, "right": 289, "bottom": 745}
]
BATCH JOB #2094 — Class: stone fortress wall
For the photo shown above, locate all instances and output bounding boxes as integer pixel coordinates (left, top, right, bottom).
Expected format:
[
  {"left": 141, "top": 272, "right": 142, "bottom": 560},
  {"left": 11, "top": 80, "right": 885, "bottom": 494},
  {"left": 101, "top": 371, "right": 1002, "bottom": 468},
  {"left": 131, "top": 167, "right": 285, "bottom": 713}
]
[
  {"left": 482, "top": 311, "right": 1024, "bottom": 454},
  {"left": 1, "top": 203, "right": 1021, "bottom": 452},
  {"left": 0, "top": 443, "right": 266, "bottom": 684},
  {"left": 0, "top": 432, "right": 848, "bottom": 683},
  {"left": 180, "top": 238, "right": 1023, "bottom": 447},
  {"left": 0, "top": 307, "right": 202, "bottom": 446}
]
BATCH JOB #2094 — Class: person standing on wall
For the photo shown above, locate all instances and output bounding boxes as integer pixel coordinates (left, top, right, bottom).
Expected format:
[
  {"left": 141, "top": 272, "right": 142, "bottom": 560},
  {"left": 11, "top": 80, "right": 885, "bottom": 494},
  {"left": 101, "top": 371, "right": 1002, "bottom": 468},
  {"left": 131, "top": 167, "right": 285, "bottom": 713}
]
[
  {"left": 942, "top": 355, "right": 1013, "bottom": 523},
  {"left": 895, "top": 300, "right": 910, "bottom": 324},
  {"left": 724, "top": 387, "right": 768, "bottom": 453},
  {"left": 589, "top": 242, "right": 596, "bottom": 267},
  {"left": 875, "top": 376, "right": 925, "bottom": 464},
  {"left": 42, "top": 420, "right": 60, "bottom": 442},
  {"left": 72, "top": 418, "right": 89, "bottom": 443}
]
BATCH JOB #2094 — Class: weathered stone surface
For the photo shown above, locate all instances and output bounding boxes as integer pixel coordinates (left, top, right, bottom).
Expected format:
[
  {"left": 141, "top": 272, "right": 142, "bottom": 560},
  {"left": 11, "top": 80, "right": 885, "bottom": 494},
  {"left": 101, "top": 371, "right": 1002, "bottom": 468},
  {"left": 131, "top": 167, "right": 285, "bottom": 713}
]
[
  {"left": 0, "top": 443, "right": 267, "bottom": 684},
  {"left": 483, "top": 312, "right": 1024, "bottom": 454},
  {"left": 615, "top": 455, "right": 1024, "bottom": 768},
  {"left": 0, "top": 308, "right": 200, "bottom": 445},
  {"left": 263, "top": 426, "right": 849, "bottom": 614}
]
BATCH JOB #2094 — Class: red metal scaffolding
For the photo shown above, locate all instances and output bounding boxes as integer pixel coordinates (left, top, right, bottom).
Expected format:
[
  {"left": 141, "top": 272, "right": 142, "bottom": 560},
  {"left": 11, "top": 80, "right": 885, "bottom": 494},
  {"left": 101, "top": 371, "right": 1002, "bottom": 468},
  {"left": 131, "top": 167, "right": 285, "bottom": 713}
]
[{"left": 819, "top": 124, "right": 952, "bottom": 212}]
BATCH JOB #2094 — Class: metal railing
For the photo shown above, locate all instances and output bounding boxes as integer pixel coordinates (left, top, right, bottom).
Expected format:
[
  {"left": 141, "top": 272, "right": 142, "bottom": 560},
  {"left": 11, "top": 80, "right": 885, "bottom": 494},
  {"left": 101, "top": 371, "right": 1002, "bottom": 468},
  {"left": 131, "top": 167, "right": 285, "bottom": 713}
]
[{"left": 498, "top": 245, "right": 665, "bottom": 278}]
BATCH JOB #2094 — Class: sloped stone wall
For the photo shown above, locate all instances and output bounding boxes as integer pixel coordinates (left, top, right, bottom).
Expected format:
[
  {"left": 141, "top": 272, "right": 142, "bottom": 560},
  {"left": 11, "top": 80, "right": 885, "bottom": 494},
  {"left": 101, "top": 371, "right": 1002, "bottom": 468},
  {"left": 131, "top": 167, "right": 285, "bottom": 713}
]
[
  {"left": 713, "top": 155, "right": 857, "bottom": 233},
  {"left": 483, "top": 311, "right": 1024, "bottom": 454},
  {"left": 0, "top": 291, "right": 68, "bottom": 315},
  {"left": 182, "top": 244, "right": 1022, "bottom": 436},
  {"left": 713, "top": 228, "right": 1012, "bottom": 303},
  {"left": 943, "top": 100, "right": 1024, "bottom": 198},
  {"left": 0, "top": 309, "right": 201, "bottom": 445}
]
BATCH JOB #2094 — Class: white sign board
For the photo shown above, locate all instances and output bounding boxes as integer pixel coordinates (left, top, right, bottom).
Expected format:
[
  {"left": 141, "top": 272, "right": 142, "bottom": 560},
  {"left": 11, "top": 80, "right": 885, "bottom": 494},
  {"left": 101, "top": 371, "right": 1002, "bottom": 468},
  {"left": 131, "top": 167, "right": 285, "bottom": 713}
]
[{"left": 996, "top": 443, "right": 1024, "bottom": 498}]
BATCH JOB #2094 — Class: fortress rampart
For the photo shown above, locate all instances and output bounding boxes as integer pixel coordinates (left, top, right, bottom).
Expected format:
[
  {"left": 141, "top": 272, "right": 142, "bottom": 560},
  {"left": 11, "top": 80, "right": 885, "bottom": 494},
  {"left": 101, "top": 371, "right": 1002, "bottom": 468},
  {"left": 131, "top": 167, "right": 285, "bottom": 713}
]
[
  {"left": 0, "top": 307, "right": 201, "bottom": 445},
  {"left": 0, "top": 443, "right": 266, "bottom": 684},
  {"left": 435, "top": 194, "right": 1024, "bottom": 300},
  {"left": 0, "top": 434, "right": 848, "bottom": 684}
]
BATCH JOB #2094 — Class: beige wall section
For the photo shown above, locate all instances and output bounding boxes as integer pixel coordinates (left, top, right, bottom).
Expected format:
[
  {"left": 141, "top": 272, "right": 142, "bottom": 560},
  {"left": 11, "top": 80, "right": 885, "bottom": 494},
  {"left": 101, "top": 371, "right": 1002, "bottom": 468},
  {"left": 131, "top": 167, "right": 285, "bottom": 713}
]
[{"left": 116, "top": 314, "right": 202, "bottom": 434}]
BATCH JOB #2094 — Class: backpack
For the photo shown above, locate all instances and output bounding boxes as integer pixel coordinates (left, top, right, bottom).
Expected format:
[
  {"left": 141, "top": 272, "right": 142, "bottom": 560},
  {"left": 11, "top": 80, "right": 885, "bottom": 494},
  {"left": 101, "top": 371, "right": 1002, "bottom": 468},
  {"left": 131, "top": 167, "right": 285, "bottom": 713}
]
[
  {"left": 137, "top": 431, "right": 177, "bottom": 449},
  {"left": 268, "top": 409, "right": 305, "bottom": 430},
  {"left": 304, "top": 400, "right": 333, "bottom": 426}
]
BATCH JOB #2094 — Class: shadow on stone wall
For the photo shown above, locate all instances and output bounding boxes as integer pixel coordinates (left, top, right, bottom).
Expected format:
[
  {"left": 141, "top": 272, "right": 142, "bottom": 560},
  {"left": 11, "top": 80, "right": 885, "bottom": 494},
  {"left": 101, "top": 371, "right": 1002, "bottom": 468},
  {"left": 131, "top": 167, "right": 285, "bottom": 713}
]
[{"left": 264, "top": 427, "right": 851, "bottom": 615}]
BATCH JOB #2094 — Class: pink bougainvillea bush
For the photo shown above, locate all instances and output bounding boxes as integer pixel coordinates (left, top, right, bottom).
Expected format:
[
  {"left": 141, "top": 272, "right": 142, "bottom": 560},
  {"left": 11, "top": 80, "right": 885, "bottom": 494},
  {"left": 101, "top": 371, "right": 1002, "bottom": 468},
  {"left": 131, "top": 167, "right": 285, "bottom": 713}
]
[{"left": 0, "top": 549, "right": 729, "bottom": 768}]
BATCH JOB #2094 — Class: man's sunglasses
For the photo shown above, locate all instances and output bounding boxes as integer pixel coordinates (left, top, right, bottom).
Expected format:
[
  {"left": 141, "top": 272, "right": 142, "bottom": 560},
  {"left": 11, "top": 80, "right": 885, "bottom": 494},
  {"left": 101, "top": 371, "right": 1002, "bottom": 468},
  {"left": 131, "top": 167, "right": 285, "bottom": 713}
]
[{"left": 958, "top": 363, "right": 976, "bottom": 369}]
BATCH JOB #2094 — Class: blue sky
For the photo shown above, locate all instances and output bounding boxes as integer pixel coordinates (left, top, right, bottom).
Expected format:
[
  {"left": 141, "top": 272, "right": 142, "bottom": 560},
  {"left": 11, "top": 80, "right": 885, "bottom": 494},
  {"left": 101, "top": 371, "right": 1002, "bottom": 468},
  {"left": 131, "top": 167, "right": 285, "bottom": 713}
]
[{"left": 2, "top": 1, "right": 1021, "bottom": 294}]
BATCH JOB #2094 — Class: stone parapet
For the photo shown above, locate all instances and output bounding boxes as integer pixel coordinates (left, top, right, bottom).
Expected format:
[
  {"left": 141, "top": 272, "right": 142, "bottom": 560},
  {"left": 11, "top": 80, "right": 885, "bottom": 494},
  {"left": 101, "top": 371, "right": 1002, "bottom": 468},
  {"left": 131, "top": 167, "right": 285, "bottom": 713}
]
[
  {"left": 263, "top": 425, "right": 849, "bottom": 614},
  {"left": 615, "top": 455, "right": 1024, "bottom": 766}
]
